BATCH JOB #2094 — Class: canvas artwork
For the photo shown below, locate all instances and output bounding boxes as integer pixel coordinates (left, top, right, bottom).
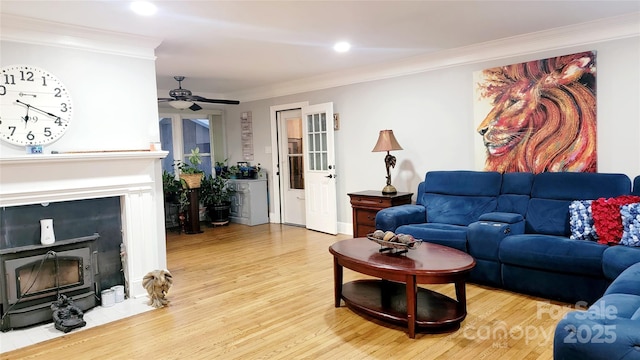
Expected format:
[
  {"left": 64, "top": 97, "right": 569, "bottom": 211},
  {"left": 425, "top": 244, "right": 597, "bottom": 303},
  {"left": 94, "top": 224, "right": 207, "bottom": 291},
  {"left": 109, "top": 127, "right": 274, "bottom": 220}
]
[{"left": 473, "top": 51, "right": 597, "bottom": 173}]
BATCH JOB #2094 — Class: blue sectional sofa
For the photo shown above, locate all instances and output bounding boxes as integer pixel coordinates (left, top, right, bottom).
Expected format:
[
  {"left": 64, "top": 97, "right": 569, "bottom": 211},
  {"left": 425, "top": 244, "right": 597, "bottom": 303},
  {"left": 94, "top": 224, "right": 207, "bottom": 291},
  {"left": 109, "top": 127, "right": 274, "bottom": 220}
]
[
  {"left": 376, "top": 170, "right": 640, "bottom": 304},
  {"left": 553, "top": 262, "right": 640, "bottom": 359}
]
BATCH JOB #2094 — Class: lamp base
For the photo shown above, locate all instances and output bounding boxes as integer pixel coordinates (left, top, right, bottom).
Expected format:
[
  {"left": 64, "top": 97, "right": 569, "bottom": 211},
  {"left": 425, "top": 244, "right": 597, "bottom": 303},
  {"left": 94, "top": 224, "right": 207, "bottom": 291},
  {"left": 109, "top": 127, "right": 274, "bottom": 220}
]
[{"left": 382, "top": 185, "right": 397, "bottom": 195}]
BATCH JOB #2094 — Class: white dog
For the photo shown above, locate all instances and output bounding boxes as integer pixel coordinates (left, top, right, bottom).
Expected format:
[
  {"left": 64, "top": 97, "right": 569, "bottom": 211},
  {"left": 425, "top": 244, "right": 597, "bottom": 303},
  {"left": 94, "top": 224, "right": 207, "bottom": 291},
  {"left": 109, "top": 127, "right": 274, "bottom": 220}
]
[{"left": 142, "top": 269, "right": 173, "bottom": 308}]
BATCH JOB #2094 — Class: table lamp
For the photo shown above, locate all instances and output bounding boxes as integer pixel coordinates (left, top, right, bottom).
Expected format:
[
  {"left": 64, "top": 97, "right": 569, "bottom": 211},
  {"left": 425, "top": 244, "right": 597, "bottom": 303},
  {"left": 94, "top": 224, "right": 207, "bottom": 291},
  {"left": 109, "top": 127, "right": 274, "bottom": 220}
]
[{"left": 372, "top": 129, "right": 403, "bottom": 194}]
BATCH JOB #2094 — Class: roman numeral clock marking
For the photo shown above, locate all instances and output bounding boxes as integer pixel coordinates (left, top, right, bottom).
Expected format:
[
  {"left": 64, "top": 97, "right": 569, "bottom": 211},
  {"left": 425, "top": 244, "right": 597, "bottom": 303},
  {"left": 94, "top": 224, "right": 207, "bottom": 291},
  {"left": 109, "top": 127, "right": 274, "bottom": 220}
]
[{"left": 0, "top": 65, "right": 73, "bottom": 146}]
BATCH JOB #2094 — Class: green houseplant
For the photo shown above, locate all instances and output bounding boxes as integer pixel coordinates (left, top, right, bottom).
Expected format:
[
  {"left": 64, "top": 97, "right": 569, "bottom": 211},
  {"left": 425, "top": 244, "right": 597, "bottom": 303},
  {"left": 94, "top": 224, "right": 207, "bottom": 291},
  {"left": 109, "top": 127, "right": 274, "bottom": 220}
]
[
  {"left": 162, "top": 170, "right": 190, "bottom": 232},
  {"left": 200, "top": 173, "right": 235, "bottom": 224},
  {"left": 177, "top": 147, "right": 204, "bottom": 189},
  {"left": 162, "top": 170, "right": 181, "bottom": 203}
]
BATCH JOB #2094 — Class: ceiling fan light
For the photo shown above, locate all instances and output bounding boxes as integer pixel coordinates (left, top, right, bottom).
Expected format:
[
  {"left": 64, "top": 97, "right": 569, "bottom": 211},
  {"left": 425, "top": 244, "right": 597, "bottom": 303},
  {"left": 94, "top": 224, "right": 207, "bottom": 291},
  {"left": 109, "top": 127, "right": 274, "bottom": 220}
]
[{"left": 168, "top": 100, "right": 194, "bottom": 110}]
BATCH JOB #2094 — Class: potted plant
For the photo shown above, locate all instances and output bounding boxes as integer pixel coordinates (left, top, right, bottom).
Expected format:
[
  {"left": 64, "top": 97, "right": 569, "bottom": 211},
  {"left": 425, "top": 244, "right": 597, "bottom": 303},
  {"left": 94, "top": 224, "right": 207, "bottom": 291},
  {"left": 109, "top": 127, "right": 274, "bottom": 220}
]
[
  {"left": 162, "top": 170, "right": 190, "bottom": 232},
  {"left": 177, "top": 147, "right": 204, "bottom": 189},
  {"left": 227, "top": 165, "right": 240, "bottom": 179},
  {"left": 200, "top": 173, "right": 235, "bottom": 224},
  {"left": 162, "top": 170, "right": 181, "bottom": 203},
  {"left": 214, "top": 159, "right": 228, "bottom": 177}
]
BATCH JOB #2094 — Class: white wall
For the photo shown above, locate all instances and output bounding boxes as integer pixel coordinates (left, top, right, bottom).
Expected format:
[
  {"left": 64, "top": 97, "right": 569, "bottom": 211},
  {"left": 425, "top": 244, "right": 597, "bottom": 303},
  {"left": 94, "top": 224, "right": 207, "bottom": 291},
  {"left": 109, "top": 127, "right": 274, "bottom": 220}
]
[
  {"left": 0, "top": 41, "right": 161, "bottom": 156},
  {"left": 223, "top": 36, "right": 640, "bottom": 233}
]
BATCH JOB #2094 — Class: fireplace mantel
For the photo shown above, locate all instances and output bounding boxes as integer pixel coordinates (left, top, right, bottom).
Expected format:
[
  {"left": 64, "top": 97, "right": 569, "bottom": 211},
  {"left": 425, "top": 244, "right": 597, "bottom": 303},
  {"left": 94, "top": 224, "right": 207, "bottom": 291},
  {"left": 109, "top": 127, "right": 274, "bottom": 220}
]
[
  {"left": 0, "top": 150, "right": 169, "bottom": 299},
  {"left": 0, "top": 150, "right": 168, "bottom": 207},
  {"left": 0, "top": 150, "right": 168, "bottom": 165}
]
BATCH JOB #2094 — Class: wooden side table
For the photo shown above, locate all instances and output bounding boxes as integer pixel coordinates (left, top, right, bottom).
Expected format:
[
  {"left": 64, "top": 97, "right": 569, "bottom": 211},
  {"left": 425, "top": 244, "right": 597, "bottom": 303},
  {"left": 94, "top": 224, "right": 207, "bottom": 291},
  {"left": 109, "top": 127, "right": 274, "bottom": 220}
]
[{"left": 347, "top": 191, "right": 413, "bottom": 237}]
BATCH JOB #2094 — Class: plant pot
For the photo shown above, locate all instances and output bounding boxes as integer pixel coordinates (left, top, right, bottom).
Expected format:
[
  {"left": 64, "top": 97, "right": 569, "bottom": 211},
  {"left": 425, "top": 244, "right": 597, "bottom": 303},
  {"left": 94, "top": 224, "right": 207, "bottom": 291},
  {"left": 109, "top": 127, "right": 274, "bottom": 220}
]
[
  {"left": 215, "top": 166, "right": 228, "bottom": 176},
  {"left": 207, "top": 201, "right": 231, "bottom": 225},
  {"left": 180, "top": 173, "right": 203, "bottom": 189}
]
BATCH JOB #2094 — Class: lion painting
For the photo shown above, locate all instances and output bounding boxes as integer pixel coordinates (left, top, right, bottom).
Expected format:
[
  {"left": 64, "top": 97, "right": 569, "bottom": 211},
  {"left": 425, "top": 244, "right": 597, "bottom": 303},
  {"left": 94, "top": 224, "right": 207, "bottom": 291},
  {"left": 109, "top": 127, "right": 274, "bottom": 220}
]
[{"left": 475, "top": 51, "right": 597, "bottom": 173}]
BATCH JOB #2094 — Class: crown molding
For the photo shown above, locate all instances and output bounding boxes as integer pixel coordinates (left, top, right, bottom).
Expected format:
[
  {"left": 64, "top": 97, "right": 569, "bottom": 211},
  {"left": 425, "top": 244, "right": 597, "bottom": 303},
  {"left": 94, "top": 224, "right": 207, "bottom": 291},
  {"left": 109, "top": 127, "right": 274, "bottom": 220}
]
[
  {"left": 0, "top": 14, "right": 162, "bottom": 60},
  {"left": 232, "top": 12, "right": 640, "bottom": 102}
]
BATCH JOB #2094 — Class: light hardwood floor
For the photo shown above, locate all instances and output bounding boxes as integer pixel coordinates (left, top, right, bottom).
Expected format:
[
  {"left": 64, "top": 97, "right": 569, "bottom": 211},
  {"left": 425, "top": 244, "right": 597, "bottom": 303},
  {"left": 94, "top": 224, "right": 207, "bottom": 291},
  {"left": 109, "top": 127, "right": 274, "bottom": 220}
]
[{"left": 1, "top": 223, "right": 574, "bottom": 359}]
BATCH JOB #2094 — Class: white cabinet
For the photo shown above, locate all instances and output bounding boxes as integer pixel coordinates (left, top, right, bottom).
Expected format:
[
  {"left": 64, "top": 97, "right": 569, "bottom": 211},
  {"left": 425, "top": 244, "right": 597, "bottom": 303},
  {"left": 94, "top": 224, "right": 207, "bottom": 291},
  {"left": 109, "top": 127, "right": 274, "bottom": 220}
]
[{"left": 229, "top": 179, "right": 269, "bottom": 226}]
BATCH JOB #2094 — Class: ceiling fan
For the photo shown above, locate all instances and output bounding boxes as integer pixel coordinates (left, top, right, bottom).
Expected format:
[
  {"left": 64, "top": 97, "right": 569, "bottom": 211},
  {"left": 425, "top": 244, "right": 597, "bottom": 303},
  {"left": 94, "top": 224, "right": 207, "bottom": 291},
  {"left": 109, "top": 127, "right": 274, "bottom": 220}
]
[{"left": 158, "top": 76, "right": 240, "bottom": 111}]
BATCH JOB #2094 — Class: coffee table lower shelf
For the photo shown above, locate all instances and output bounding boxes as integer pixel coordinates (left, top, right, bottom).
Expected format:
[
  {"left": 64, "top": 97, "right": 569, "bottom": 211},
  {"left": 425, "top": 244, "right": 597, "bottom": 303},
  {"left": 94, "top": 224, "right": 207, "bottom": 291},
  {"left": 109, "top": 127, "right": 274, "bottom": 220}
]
[{"left": 341, "top": 279, "right": 465, "bottom": 332}]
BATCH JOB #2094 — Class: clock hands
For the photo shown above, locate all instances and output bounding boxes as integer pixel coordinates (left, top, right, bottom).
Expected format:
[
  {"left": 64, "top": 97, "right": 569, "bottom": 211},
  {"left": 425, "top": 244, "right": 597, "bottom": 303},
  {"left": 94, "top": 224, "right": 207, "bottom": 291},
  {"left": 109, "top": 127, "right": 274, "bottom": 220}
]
[
  {"left": 15, "top": 100, "right": 62, "bottom": 122},
  {"left": 21, "top": 107, "right": 32, "bottom": 128}
]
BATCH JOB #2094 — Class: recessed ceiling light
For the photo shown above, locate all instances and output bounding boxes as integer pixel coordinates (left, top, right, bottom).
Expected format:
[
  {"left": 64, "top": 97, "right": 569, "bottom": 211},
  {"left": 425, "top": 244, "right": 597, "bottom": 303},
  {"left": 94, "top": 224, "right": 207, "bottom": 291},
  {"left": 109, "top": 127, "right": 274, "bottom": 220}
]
[
  {"left": 130, "top": 1, "right": 157, "bottom": 16},
  {"left": 333, "top": 41, "right": 351, "bottom": 53}
]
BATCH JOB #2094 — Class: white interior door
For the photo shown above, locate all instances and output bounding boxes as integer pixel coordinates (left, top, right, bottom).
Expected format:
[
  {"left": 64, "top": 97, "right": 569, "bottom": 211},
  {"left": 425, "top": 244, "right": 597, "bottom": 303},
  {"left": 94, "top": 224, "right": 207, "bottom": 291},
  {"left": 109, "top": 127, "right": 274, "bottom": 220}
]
[
  {"left": 277, "top": 109, "right": 306, "bottom": 226},
  {"left": 302, "top": 102, "right": 337, "bottom": 235}
]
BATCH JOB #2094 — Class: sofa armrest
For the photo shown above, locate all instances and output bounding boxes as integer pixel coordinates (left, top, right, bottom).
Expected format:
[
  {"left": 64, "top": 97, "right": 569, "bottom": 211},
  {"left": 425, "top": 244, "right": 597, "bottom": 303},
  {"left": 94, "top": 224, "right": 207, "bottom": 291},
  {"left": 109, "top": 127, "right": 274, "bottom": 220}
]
[
  {"left": 554, "top": 311, "right": 640, "bottom": 360},
  {"left": 605, "top": 262, "right": 640, "bottom": 296},
  {"left": 375, "top": 204, "right": 426, "bottom": 232},
  {"left": 602, "top": 246, "right": 640, "bottom": 281},
  {"left": 467, "top": 219, "right": 524, "bottom": 260},
  {"left": 478, "top": 211, "right": 524, "bottom": 224}
]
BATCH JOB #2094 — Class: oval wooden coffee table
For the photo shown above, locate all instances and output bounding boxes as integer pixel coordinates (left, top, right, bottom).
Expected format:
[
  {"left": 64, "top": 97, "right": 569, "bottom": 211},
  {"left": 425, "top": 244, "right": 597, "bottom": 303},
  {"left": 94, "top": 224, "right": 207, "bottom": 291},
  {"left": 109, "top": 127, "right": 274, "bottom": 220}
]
[{"left": 329, "top": 237, "right": 475, "bottom": 338}]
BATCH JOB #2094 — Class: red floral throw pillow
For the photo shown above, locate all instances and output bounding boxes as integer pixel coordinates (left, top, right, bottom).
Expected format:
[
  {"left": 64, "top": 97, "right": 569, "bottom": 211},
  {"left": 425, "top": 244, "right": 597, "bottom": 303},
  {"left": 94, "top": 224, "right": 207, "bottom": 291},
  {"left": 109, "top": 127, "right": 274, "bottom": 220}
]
[{"left": 591, "top": 195, "right": 640, "bottom": 245}]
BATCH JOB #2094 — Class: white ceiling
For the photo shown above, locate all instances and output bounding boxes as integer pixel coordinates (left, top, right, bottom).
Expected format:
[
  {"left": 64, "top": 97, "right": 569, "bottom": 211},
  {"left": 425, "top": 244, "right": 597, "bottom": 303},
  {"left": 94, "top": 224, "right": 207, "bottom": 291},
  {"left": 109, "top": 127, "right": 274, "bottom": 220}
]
[{"left": 1, "top": 1, "right": 639, "bottom": 102}]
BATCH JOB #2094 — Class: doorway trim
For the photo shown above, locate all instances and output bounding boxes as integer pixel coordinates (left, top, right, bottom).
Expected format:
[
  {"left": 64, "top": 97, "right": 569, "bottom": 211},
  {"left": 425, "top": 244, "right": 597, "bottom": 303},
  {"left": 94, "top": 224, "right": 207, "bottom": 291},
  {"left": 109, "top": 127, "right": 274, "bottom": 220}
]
[{"left": 269, "top": 101, "right": 309, "bottom": 224}]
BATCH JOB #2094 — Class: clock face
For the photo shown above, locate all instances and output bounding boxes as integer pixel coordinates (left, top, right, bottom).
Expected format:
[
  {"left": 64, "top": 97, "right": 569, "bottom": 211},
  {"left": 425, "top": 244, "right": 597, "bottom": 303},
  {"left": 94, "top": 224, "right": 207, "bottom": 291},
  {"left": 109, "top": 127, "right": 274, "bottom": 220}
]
[{"left": 0, "top": 65, "right": 73, "bottom": 146}]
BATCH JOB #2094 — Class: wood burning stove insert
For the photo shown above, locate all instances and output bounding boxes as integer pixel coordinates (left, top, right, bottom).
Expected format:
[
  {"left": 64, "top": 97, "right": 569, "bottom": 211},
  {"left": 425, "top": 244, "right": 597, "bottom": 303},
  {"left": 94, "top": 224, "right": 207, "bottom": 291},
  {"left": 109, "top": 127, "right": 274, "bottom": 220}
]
[{"left": 0, "top": 234, "right": 100, "bottom": 331}]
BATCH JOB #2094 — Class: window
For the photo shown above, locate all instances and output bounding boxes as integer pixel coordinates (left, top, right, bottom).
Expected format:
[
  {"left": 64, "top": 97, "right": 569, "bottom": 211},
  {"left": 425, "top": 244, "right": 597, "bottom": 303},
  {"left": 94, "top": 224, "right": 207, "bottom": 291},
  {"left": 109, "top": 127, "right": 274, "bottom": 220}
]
[{"left": 159, "top": 113, "right": 226, "bottom": 176}]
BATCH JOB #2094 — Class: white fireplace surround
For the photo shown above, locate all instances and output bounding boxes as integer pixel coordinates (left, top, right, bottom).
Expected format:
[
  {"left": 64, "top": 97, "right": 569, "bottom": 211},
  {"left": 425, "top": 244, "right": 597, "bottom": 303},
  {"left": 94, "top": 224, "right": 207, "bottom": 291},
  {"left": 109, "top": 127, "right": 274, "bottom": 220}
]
[{"left": 0, "top": 151, "right": 168, "bottom": 299}]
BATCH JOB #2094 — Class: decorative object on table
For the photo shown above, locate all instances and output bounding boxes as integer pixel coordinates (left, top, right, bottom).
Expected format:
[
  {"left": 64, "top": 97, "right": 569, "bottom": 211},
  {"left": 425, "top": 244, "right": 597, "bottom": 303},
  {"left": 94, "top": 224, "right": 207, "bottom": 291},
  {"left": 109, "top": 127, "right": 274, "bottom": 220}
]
[
  {"left": 215, "top": 158, "right": 229, "bottom": 176},
  {"left": 177, "top": 147, "right": 204, "bottom": 189},
  {"left": 237, "top": 162, "right": 259, "bottom": 179},
  {"left": 51, "top": 294, "right": 86, "bottom": 333},
  {"left": 0, "top": 64, "right": 73, "bottom": 146},
  {"left": 372, "top": 129, "right": 403, "bottom": 194},
  {"left": 227, "top": 165, "right": 240, "bottom": 179},
  {"left": 157, "top": 76, "right": 239, "bottom": 110},
  {"left": 368, "top": 230, "right": 421, "bottom": 254},
  {"left": 142, "top": 269, "right": 173, "bottom": 308},
  {"left": 40, "top": 218, "right": 55, "bottom": 245}
]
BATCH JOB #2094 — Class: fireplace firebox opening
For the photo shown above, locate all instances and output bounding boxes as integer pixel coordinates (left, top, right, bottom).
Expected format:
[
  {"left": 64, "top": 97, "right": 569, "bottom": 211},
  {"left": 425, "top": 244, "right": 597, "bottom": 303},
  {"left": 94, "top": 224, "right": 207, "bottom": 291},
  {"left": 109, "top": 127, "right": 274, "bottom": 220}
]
[{"left": 0, "top": 234, "right": 100, "bottom": 332}]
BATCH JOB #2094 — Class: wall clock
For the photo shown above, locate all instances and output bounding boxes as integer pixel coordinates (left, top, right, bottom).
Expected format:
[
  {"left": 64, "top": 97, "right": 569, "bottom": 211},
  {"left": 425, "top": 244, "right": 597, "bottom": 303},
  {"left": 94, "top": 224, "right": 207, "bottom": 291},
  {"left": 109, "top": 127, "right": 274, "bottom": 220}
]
[{"left": 0, "top": 64, "right": 73, "bottom": 146}]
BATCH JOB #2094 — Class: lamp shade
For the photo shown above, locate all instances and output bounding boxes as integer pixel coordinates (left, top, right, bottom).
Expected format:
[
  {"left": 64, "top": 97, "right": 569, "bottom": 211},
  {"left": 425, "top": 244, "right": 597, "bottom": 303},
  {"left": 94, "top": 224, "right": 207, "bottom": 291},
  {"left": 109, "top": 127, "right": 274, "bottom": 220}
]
[
  {"left": 372, "top": 130, "right": 403, "bottom": 152},
  {"left": 168, "top": 100, "right": 194, "bottom": 110}
]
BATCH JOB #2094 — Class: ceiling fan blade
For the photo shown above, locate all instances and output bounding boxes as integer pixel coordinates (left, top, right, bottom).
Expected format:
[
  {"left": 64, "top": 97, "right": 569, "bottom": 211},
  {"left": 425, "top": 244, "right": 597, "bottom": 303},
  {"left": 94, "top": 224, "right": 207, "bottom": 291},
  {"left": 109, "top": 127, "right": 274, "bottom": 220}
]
[
  {"left": 190, "top": 95, "right": 240, "bottom": 105},
  {"left": 157, "top": 98, "right": 174, "bottom": 102},
  {"left": 189, "top": 103, "right": 203, "bottom": 111}
]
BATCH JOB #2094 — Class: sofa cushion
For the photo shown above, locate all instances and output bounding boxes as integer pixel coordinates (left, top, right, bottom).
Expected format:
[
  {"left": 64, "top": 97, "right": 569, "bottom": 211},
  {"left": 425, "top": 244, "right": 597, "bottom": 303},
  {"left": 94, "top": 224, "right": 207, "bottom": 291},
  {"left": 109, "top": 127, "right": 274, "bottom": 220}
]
[
  {"left": 416, "top": 171, "right": 501, "bottom": 226},
  {"left": 569, "top": 200, "right": 598, "bottom": 241},
  {"left": 499, "top": 234, "right": 606, "bottom": 277},
  {"left": 592, "top": 195, "right": 640, "bottom": 245},
  {"left": 419, "top": 170, "right": 502, "bottom": 199},
  {"left": 532, "top": 172, "right": 632, "bottom": 200},
  {"left": 526, "top": 198, "right": 572, "bottom": 235},
  {"left": 424, "top": 193, "right": 497, "bottom": 226},
  {"left": 526, "top": 172, "right": 632, "bottom": 236},
  {"left": 497, "top": 172, "right": 533, "bottom": 215},
  {"left": 620, "top": 203, "right": 640, "bottom": 247},
  {"left": 396, "top": 223, "right": 468, "bottom": 252}
]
